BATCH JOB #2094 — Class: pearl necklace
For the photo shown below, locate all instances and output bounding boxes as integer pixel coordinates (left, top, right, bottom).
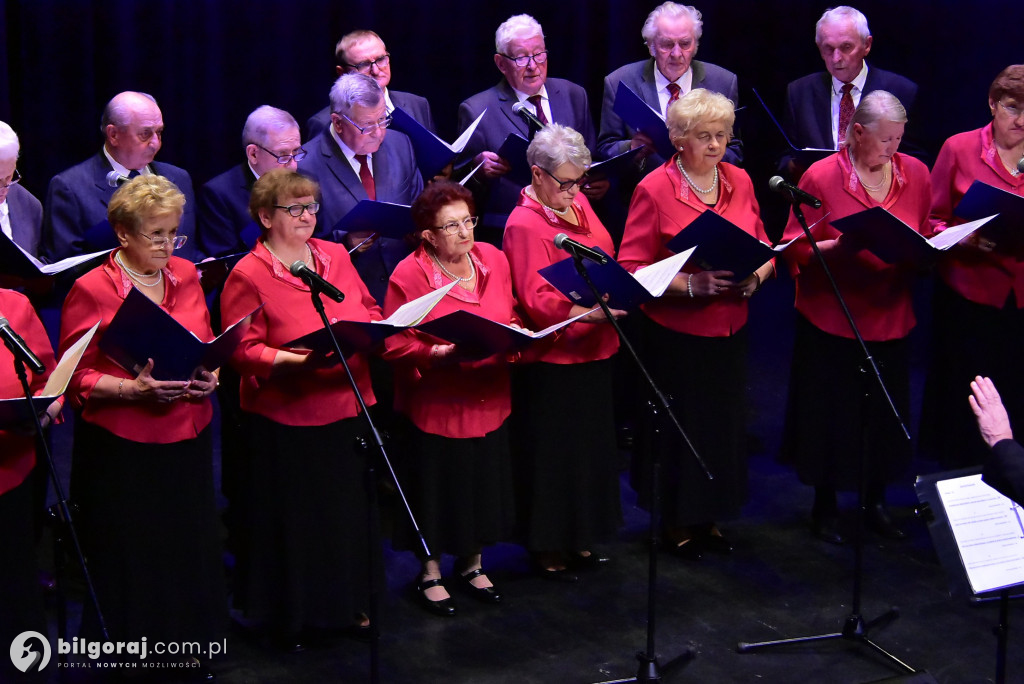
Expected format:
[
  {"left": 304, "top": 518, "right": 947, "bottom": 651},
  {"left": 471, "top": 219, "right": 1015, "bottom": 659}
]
[
  {"left": 676, "top": 157, "right": 718, "bottom": 194},
  {"left": 116, "top": 251, "right": 163, "bottom": 288},
  {"left": 432, "top": 251, "right": 475, "bottom": 283},
  {"left": 265, "top": 241, "right": 312, "bottom": 269},
  {"left": 527, "top": 186, "right": 570, "bottom": 216},
  {"left": 850, "top": 151, "right": 890, "bottom": 192}
]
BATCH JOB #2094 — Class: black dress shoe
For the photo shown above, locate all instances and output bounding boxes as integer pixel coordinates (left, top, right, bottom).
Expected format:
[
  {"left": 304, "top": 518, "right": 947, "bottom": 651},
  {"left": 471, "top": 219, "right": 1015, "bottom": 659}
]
[
  {"left": 865, "top": 503, "right": 908, "bottom": 540},
  {"left": 457, "top": 568, "right": 503, "bottom": 604},
  {"left": 415, "top": 581, "right": 456, "bottom": 618},
  {"left": 569, "top": 552, "right": 611, "bottom": 571},
  {"left": 537, "top": 567, "right": 579, "bottom": 583},
  {"left": 664, "top": 539, "right": 702, "bottom": 560},
  {"left": 810, "top": 515, "right": 847, "bottom": 545},
  {"left": 415, "top": 578, "right": 457, "bottom": 617},
  {"left": 702, "top": 532, "right": 733, "bottom": 555}
]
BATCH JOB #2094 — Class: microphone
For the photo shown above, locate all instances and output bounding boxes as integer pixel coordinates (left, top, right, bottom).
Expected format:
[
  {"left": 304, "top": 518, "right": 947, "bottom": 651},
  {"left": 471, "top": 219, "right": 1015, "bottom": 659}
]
[
  {"left": 289, "top": 261, "right": 345, "bottom": 303},
  {"left": 0, "top": 317, "right": 46, "bottom": 375},
  {"left": 511, "top": 101, "right": 545, "bottom": 135},
  {"left": 554, "top": 233, "right": 608, "bottom": 265},
  {"left": 1017, "top": 157, "right": 1024, "bottom": 175},
  {"left": 106, "top": 170, "right": 129, "bottom": 188},
  {"left": 769, "top": 175, "right": 822, "bottom": 209}
]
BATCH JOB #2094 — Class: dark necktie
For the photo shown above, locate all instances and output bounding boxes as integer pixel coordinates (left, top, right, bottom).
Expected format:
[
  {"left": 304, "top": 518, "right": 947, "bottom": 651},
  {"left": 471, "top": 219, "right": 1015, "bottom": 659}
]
[
  {"left": 666, "top": 82, "right": 682, "bottom": 108},
  {"left": 527, "top": 94, "right": 549, "bottom": 125},
  {"left": 355, "top": 154, "right": 375, "bottom": 201},
  {"left": 837, "top": 83, "right": 854, "bottom": 145}
]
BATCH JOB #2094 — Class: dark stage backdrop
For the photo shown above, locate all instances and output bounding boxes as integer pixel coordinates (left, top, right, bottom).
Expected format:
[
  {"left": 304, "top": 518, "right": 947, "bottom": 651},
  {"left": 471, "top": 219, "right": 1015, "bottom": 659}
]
[{"left": 0, "top": 0, "right": 1019, "bottom": 237}]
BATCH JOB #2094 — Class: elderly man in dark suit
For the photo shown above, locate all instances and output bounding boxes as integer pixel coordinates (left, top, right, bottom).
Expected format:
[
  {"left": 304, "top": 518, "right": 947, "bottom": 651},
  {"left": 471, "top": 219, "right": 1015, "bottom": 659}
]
[
  {"left": 306, "top": 30, "right": 435, "bottom": 141},
  {"left": 456, "top": 14, "right": 605, "bottom": 241},
  {"left": 0, "top": 122, "right": 42, "bottom": 258},
  {"left": 598, "top": 2, "right": 741, "bottom": 170},
  {"left": 299, "top": 72, "right": 423, "bottom": 305},
  {"left": 42, "top": 91, "right": 198, "bottom": 262},
  {"left": 197, "top": 106, "right": 304, "bottom": 259},
  {"left": 782, "top": 6, "right": 921, "bottom": 177}
]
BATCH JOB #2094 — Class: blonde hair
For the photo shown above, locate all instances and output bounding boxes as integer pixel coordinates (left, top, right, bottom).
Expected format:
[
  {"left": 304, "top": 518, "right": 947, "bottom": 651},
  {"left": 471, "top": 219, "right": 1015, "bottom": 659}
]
[
  {"left": 107, "top": 175, "right": 185, "bottom": 233},
  {"left": 249, "top": 168, "right": 320, "bottom": 223},
  {"left": 667, "top": 88, "right": 735, "bottom": 146}
]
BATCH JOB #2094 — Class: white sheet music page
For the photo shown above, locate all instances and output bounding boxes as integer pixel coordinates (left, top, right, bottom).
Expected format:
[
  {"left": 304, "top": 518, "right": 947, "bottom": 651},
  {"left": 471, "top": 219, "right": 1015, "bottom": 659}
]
[{"left": 936, "top": 473, "right": 1024, "bottom": 594}]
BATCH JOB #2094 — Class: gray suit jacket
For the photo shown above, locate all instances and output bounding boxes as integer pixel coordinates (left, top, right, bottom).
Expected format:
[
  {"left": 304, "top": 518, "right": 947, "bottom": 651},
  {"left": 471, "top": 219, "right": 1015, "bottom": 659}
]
[
  {"left": 305, "top": 89, "right": 436, "bottom": 141},
  {"left": 297, "top": 129, "right": 423, "bottom": 303},
  {"left": 598, "top": 58, "right": 742, "bottom": 166},
  {"left": 456, "top": 77, "right": 597, "bottom": 225},
  {"left": 5, "top": 184, "right": 43, "bottom": 258},
  {"left": 42, "top": 152, "right": 198, "bottom": 262}
]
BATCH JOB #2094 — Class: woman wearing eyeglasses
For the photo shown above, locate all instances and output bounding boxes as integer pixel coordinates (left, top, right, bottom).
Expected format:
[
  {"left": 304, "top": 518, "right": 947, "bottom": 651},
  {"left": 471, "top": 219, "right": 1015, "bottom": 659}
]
[
  {"left": 219, "top": 168, "right": 383, "bottom": 650},
  {"left": 618, "top": 89, "right": 773, "bottom": 560},
  {"left": 382, "top": 180, "right": 517, "bottom": 615},
  {"left": 920, "top": 65, "right": 1024, "bottom": 470},
  {"left": 58, "top": 175, "right": 224, "bottom": 672},
  {"left": 502, "top": 124, "right": 625, "bottom": 581}
]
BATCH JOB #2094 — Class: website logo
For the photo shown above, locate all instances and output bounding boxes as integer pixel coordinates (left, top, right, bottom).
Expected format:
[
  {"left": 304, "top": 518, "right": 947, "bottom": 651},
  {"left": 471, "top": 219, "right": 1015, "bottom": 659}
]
[{"left": 10, "top": 631, "right": 51, "bottom": 673}]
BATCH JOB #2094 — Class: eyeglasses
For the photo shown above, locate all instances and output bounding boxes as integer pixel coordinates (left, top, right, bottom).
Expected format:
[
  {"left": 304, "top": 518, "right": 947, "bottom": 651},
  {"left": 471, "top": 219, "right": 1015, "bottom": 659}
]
[
  {"left": 500, "top": 51, "right": 548, "bottom": 68},
  {"left": 0, "top": 168, "right": 21, "bottom": 189},
  {"left": 998, "top": 101, "right": 1024, "bottom": 120},
  {"left": 541, "top": 166, "right": 588, "bottom": 191},
  {"left": 274, "top": 202, "right": 320, "bottom": 217},
  {"left": 341, "top": 112, "right": 393, "bottom": 135},
  {"left": 346, "top": 53, "right": 390, "bottom": 73},
  {"left": 257, "top": 144, "right": 308, "bottom": 164},
  {"left": 435, "top": 216, "right": 478, "bottom": 234},
  {"left": 138, "top": 231, "right": 188, "bottom": 249}
]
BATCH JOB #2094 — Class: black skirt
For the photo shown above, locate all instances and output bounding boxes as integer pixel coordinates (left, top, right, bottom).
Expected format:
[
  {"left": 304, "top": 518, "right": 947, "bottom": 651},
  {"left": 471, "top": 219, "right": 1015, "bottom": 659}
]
[
  {"left": 392, "top": 420, "right": 515, "bottom": 558},
  {"left": 510, "top": 360, "right": 622, "bottom": 553},
  {"left": 632, "top": 316, "right": 749, "bottom": 527},
  {"left": 919, "top": 280, "right": 1024, "bottom": 469},
  {"left": 234, "top": 412, "right": 381, "bottom": 635},
  {"left": 0, "top": 476, "right": 46, "bottom": 654},
  {"left": 780, "top": 315, "right": 912, "bottom": 490},
  {"left": 71, "top": 420, "right": 225, "bottom": 647}
]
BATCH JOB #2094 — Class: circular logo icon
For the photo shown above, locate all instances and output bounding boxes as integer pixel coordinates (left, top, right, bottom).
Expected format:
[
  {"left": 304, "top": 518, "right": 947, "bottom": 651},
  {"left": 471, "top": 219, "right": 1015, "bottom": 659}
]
[{"left": 10, "top": 631, "right": 51, "bottom": 673}]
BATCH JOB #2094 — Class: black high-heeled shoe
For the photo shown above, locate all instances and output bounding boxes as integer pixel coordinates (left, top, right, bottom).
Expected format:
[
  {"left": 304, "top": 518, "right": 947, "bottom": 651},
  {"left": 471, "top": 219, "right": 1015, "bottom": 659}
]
[
  {"left": 415, "top": 578, "right": 457, "bottom": 617},
  {"left": 457, "top": 568, "right": 503, "bottom": 604}
]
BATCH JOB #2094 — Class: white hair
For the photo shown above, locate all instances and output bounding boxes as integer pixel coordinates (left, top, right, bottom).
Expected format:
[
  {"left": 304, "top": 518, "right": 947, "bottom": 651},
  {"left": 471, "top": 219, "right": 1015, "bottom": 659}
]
[
  {"left": 527, "top": 123, "right": 592, "bottom": 171},
  {"left": 816, "top": 6, "right": 871, "bottom": 44},
  {"left": 329, "top": 73, "right": 384, "bottom": 116},
  {"left": 844, "top": 90, "right": 907, "bottom": 146},
  {"left": 242, "top": 106, "right": 299, "bottom": 149},
  {"left": 0, "top": 121, "right": 20, "bottom": 161},
  {"left": 495, "top": 14, "right": 543, "bottom": 54},
  {"left": 642, "top": 2, "right": 703, "bottom": 45}
]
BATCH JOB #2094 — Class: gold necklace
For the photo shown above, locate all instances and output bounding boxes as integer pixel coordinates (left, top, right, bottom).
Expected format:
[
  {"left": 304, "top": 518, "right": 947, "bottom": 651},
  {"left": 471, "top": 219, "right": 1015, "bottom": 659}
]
[{"left": 850, "top": 151, "right": 889, "bottom": 192}]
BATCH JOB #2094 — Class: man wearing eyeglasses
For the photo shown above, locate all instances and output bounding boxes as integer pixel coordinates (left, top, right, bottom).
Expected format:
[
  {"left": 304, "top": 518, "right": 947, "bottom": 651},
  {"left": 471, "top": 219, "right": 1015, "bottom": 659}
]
[
  {"left": 0, "top": 121, "right": 42, "bottom": 259},
  {"left": 197, "top": 106, "right": 304, "bottom": 259},
  {"left": 456, "top": 14, "right": 602, "bottom": 243},
  {"left": 42, "top": 91, "right": 198, "bottom": 262},
  {"left": 305, "top": 29, "right": 435, "bottom": 141},
  {"left": 299, "top": 72, "right": 423, "bottom": 305},
  {"left": 598, "top": 3, "right": 741, "bottom": 173}
]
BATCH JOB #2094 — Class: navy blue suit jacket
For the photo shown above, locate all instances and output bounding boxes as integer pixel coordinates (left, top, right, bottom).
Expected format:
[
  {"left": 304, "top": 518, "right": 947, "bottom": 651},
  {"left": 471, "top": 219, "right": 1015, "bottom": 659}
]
[
  {"left": 456, "top": 77, "right": 597, "bottom": 226},
  {"left": 597, "top": 58, "right": 742, "bottom": 166},
  {"left": 197, "top": 163, "right": 258, "bottom": 258},
  {"left": 305, "top": 89, "right": 436, "bottom": 141},
  {"left": 297, "top": 129, "right": 423, "bottom": 304},
  {"left": 42, "top": 152, "right": 198, "bottom": 262},
  {"left": 5, "top": 184, "right": 43, "bottom": 258},
  {"left": 783, "top": 65, "right": 924, "bottom": 163}
]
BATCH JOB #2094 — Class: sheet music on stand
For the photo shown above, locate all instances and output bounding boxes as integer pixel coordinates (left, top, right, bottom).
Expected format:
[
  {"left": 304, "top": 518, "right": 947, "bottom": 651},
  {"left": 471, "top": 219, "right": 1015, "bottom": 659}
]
[{"left": 916, "top": 468, "right": 1024, "bottom": 600}]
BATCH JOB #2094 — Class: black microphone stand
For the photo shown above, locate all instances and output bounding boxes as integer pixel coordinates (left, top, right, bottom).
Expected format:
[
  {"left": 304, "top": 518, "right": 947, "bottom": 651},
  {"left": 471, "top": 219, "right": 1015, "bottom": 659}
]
[
  {"left": 737, "top": 192, "right": 923, "bottom": 677},
  {"left": 302, "top": 281, "right": 432, "bottom": 684},
  {"left": 5, "top": 349, "right": 109, "bottom": 670},
  {"left": 561, "top": 249, "right": 711, "bottom": 684}
]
